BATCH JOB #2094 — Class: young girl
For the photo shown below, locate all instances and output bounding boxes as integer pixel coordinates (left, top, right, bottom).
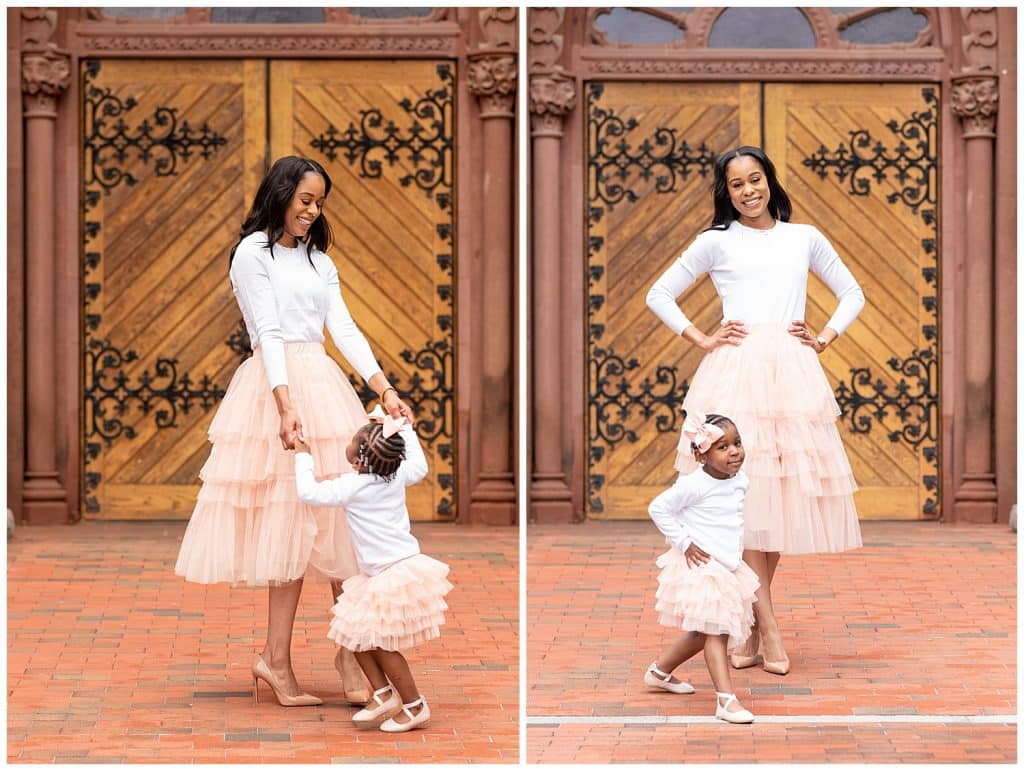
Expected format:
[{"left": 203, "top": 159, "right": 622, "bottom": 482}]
[
  {"left": 644, "top": 410, "right": 760, "bottom": 724},
  {"left": 293, "top": 407, "right": 452, "bottom": 733}
]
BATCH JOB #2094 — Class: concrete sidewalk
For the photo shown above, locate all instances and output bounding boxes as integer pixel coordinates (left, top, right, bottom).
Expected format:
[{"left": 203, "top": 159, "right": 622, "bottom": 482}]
[
  {"left": 526, "top": 520, "right": 1016, "bottom": 763},
  {"left": 7, "top": 521, "right": 518, "bottom": 764}
]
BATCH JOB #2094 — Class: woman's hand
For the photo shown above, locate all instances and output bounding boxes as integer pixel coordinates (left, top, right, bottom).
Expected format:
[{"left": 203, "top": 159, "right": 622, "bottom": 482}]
[
  {"left": 278, "top": 408, "right": 303, "bottom": 450},
  {"left": 683, "top": 542, "right": 711, "bottom": 568},
  {"left": 381, "top": 388, "right": 414, "bottom": 421},
  {"left": 788, "top": 321, "right": 826, "bottom": 353},
  {"left": 692, "top": 320, "right": 747, "bottom": 353},
  {"left": 293, "top": 436, "right": 310, "bottom": 454}
]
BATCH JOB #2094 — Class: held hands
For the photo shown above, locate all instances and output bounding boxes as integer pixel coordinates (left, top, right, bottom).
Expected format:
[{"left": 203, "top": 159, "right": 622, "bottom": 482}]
[
  {"left": 279, "top": 409, "right": 304, "bottom": 451},
  {"left": 381, "top": 387, "right": 414, "bottom": 422},
  {"left": 788, "top": 320, "right": 827, "bottom": 354},
  {"left": 683, "top": 542, "right": 711, "bottom": 568},
  {"left": 696, "top": 320, "right": 747, "bottom": 352}
]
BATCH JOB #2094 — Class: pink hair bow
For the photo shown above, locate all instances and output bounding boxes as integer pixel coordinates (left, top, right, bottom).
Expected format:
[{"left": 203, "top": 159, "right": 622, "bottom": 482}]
[
  {"left": 367, "top": 404, "right": 410, "bottom": 439},
  {"left": 681, "top": 410, "right": 724, "bottom": 453}
]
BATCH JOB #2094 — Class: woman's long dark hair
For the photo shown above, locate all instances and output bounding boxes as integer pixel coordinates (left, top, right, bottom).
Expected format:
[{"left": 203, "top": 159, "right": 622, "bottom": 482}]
[
  {"left": 229, "top": 156, "right": 334, "bottom": 267},
  {"left": 706, "top": 145, "right": 792, "bottom": 231}
]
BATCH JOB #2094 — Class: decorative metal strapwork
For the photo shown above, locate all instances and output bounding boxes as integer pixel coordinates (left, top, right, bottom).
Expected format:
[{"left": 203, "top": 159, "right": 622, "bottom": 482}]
[
  {"left": 587, "top": 83, "right": 716, "bottom": 210},
  {"left": 802, "top": 87, "right": 940, "bottom": 516},
  {"left": 309, "top": 63, "right": 456, "bottom": 518},
  {"left": 81, "top": 60, "right": 230, "bottom": 514},
  {"left": 82, "top": 59, "right": 228, "bottom": 194}
]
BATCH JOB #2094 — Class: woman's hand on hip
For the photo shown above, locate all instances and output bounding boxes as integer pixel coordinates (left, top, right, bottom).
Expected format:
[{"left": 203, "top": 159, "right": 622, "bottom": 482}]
[
  {"left": 278, "top": 408, "right": 303, "bottom": 450},
  {"left": 382, "top": 388, "right": 414, "bottom": 421},
  {"left": 788, "top": 320, "right": 824, "bottom": 353},
  {"left": 695, "top": 320, "right": 747, "bottom": 352},
  {"left": 683, "top": 542, "right": 711, "bottom": 568}
]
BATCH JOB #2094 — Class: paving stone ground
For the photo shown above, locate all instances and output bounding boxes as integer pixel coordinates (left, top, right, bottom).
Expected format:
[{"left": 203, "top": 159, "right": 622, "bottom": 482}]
[
  {"left": 7, "top": 521, "right": 518, "bottom": 764},
  {"left": 526, "top": 520, "right": 1016, "bottom": 764}
]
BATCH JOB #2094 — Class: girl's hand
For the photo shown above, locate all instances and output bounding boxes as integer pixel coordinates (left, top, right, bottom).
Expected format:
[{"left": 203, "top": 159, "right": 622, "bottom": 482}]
[
  {"left": 683, "top": 542, "right": 711, "bottom": 568},
  {"left": 279, "top": 409, "right": 303, "bottom": 450},
  {"left": 293, "top": 436, "right": 310, "bottom": 454},
  {"left": 696, "top": 320, "right": 747, "bottom": 352},
  {"left": 382, "top": 388, "right": 414, "bottom": 421},
  {"left": 788, "top": 320, "right": 824, "bottom": 353}
]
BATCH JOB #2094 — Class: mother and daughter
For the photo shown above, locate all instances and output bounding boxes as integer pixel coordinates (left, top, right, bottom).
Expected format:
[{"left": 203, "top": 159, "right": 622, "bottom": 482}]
[
  {"left": 175, "top": 156, "right": 450, "bottom": 733},
  {"left": 642, "top": 146, "right": 865, "bottom": 722}
]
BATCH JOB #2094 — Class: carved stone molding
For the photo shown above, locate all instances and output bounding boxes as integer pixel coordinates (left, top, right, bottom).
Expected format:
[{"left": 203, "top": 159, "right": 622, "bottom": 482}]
[
  {"left": 21, "top": 47, "right": 71, "bottom": 116},
  {"left": 477, "top": 7, "right": 517, "bottom": 51},
  {"left": 584, "top": 53, "right": 942, "bottom": 80},
  {"left": 528, "top": 7, "right": 566, "bottom": 71},
  {"left": 960, "top": 7, "right": 998, "bottom": 73},
  {"left": 951, "top": 75, "right": 998, "bottom": 138},
  {"left": 76, "top": 32, "right": 458, "bottom": 55},
  {"left": 467, "top": 53, "right": 516, "bottom": 117}
]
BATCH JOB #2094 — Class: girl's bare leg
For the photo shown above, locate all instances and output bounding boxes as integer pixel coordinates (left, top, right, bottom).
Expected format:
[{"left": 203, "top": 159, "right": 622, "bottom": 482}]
[
  {"left": 655, "top": 631, "right": 706, "bottom": 684},
  {"left": 354, "top": 650, "right": 389, "bottom": 692},
  {"left": 260, "top": 579, "right": 305, "bottom": 696},
  {"left": 705, "top": 634, "right": 749, "bottom": 714},
  {"left": 374, "top": 650, "right": 424, "bottom": 725}
]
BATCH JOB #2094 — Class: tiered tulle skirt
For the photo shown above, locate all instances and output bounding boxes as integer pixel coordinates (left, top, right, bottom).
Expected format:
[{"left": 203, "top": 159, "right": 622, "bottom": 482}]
[
  {"left": 327, "top": 554, "right": 453, "bottom": 652},
  {"left": 654, "top": 548, "right": 760, "bottom": 649},
  {"left": 175, "top": 343, "right": 368, "bottom": 586},
  {"left": 677, "top": 324, "right": 862, "bottom": 554}
]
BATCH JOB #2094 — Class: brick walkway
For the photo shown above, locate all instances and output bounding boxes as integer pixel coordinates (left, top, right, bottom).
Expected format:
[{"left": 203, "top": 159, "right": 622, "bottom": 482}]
[
  {"left": 526, "top": 520, "right": 1016, "bottom": 763},
  {"left": 7, "top": 522, "right": 518, "bottom": 764}
]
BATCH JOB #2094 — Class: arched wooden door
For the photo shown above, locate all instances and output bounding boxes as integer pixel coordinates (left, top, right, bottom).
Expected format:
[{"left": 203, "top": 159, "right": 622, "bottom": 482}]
[
  {"left": 81, "top": 58, "right": 456, "bottom": 521},
  {"left": 584, "top": 80, "right": 939, "bottom": 521}
]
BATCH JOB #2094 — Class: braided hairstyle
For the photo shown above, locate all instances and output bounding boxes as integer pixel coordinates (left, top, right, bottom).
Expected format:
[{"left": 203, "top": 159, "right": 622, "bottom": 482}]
[
  {"left": 682, "top": 411, "right": 736, "bottom": 456},
  {"left": 355, "top": 421, "right": 406, "bottom": 482}
]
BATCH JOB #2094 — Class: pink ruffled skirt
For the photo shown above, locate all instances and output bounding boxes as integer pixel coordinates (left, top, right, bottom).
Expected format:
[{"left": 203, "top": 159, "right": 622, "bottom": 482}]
[
  {"left": 327, "top": 554, "right": 453, "bottom": 652},
  {"left": 654, "top": 547, "right": 759, "bottom": 649},
  {"left": 677, "top": 324, "right": 862, "bottom": 554},
  {"left": 175, "top": 342, "right": 368, "bottom": 586}
]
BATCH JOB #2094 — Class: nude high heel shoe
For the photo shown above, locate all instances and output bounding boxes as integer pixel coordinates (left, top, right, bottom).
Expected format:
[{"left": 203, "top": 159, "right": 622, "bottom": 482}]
[
  {"left": 334, "top": 648, "right": 370, "bottom": 705},
  {"left": 252, "top": 655, "right": 323, "bottom": 707},
  {"left": 729, "top": 628, "right": 761, "bottom": 669}
]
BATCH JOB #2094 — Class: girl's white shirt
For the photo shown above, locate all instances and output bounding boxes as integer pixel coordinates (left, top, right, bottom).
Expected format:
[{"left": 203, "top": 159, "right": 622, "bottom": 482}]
[
  {"left": 294, "top": 423, "right": 427, "bottom": 577},
  {"left": 230, "top": 231, "right": 382, "bottom": 390},
  {"left": 648, "top": 468, "right": 749, "bottom": 571},
  {"left": 646, "top": 219, "right": 865, "bottom": 337}
]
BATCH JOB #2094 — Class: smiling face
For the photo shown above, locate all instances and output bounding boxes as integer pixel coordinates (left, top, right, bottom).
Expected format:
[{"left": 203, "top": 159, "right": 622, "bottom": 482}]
[
  {"left": 725, "top": 154, "right": 773, "bottom": 228},
  {"left": 696, "top": 422, "right": 745, "bottom": 479},
  {"left": 279, "top": 171, "right": 327, "bottom": 248}
]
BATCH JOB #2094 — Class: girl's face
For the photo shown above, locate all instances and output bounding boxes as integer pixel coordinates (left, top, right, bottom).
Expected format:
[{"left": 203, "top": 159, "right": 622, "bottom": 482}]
[
  {"left": 280, "top": 171, "right": 327, "bottom": 247},
  {"left": 725, "top": 155, "right": 772, "bottom": 227},
  {"left": 696, "top": 422, "right": 745, "bottom": 479}
]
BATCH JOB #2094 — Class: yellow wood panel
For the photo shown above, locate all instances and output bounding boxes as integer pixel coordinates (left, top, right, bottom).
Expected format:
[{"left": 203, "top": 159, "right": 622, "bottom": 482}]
[
  {"left": 269, "top": 59, "right": 456, "bottom": 521},
  {"left": 84, "top": 59, "right": 266, "bottom": 519}
]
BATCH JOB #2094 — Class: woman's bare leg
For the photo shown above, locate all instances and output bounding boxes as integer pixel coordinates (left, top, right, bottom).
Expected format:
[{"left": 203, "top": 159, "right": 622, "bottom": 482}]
[
  {"left": 260, "top": 579, "right": 305, "bottom": 696},
  {"left": 745, "top": 549, "right": 788, "bottom": 665},
  {"left": 330, "top": 579, "right": 369, "bottom": 701}
]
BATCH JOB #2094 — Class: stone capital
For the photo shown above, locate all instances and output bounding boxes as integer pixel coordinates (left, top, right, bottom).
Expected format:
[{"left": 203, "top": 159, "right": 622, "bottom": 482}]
[
  {"left": 529, "top": 71, "right": 576, "bottom": 137},
  {"left": 21, "top": 47, "right": 71, "bottom": 117},
  {"left": 467, "top": 53, "right": 516, "bottom": 118},
  {"left": 950, "top": 75, "right": 998, "bottom": 138}
]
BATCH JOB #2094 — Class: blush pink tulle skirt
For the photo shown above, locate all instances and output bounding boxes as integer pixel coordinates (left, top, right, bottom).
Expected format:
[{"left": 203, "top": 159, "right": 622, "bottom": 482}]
[
  {"left": 654, "top": 547, "right": 760, "bottom": 650},
  {"left": 175, "top": 342, "right": 367, "bottom": 586},
  {"left": 327, "top": 554, "right": 453, "bottom": 652},
  {"left": 677, "top": 324, "right": 862, "bottom": 554}
]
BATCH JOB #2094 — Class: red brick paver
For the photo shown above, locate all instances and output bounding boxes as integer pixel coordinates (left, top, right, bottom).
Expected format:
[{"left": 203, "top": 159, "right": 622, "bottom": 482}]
[
  {"left": 526, "top": 520, "right": 1016, "bottom": 763},
  {"left": 8, "top": 522, "right": 518, "bottom": 764}
]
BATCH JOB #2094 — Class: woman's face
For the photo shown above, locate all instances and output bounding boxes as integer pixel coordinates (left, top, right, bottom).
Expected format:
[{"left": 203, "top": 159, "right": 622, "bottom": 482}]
[
  {"left": 725, "top": 155, "right": 772, "bottom": 227},
  {"left": 280, "top": 171, "right": 327, "bottom": 247}
]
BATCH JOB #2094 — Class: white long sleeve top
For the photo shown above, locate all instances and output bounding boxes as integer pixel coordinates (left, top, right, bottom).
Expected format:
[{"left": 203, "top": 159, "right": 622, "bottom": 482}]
[
  {"left": 648, "top": 468, "right": 748, "bottom": 571},
  {"left": 646, "top": 220, "right": 865, "bottom": 337},
  {"left": 229, "top": 232, "right": 382, "bottom": 390},
  {"left": 294, "top": 423, "right": 428, "bottom": 577}
]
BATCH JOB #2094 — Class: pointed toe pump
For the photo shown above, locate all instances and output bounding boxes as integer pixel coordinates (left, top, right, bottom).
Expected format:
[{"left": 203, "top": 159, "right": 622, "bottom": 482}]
[{"left": 252, "top": 656, "right": 323, "bottom": 707}]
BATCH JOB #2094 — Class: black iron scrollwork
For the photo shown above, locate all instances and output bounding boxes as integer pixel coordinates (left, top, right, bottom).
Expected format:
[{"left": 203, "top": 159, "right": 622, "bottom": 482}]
[
  {"left": 802, "top": 88, "right": 939, "bottom": 517},
  {"left": 311, "top": 64, "right": 454, "bottom": 198},
  {"left": 587, "top": 83, "right": 716, "bottom": 210},
  {"left": 82, "top": 60, "right": 228, "bottom": 194},
  {"left": 226, "top": 319, "right": 252, "bottom": 362}
]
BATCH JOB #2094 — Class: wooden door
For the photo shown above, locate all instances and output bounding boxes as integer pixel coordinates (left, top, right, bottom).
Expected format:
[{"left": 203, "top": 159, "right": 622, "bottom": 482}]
[
  {"left": 584, "top": 80, "right": 939, "bottom": 521},
  {"left": 82, "top": 58, "right": 457, "bottom": 521}
]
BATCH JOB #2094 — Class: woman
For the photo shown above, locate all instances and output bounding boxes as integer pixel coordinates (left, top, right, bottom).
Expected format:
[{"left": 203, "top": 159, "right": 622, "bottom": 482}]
[
  {"left": 175, "top": 156, "right": 414, "bottom": 705},
  {"left": 646, "top": 145, "right": 865, "bottom": 675}
]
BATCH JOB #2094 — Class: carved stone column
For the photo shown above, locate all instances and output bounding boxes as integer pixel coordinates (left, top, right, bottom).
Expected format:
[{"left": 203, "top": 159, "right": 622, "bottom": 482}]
[
  {"left": 21, "top": 9, "right": 70, "bottom": 521},
  {"left": 467, "top": 46, "right": 517, "bottom": 524},
  {"left": 950, "top": 74, "right": 999, "bottom": 522},
  {"left": 529, "top": 59, "right": 576, "bottom": 522}
]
